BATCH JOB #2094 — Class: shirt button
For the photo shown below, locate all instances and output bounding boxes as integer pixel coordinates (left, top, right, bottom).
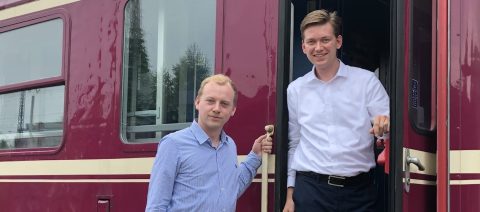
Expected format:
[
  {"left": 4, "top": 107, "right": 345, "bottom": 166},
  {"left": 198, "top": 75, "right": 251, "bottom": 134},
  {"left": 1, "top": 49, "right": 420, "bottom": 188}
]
[{"left": 221, "top": 188, "right": 224, "bottom": 191}]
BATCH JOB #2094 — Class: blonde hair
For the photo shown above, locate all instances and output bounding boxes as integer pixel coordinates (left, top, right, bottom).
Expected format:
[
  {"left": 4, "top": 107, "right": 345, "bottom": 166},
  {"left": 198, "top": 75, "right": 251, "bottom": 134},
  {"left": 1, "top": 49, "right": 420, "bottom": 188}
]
[
  {"left": 196, "top": 74, "right": 238, "bottom": 105},
  {"left": 300, "top": 9, "right": 342, "bottom": 39}
]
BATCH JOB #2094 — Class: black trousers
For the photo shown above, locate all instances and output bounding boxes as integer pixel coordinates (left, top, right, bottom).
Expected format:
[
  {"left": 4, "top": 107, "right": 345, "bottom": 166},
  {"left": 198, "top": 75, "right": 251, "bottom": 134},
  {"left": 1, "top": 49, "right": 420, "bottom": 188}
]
[{"left": 293, "top": 172, "right": 377, "bottom": 212}]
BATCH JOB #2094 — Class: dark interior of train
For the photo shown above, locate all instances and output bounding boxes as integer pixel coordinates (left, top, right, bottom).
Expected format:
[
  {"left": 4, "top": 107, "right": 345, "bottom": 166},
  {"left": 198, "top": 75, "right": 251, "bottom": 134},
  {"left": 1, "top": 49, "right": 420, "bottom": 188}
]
[
  {"left": 289, "top": 0, "right": 391, "bottom": 211},
  {"left": 291, "top": 0, "right": 390, "bottom": 78}
]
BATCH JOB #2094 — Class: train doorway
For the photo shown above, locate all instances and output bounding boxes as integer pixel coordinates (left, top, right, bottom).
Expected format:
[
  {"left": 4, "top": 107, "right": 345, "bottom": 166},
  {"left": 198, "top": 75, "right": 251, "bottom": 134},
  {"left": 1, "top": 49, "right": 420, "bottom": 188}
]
[{"left": 276, "top": 0, "right": 395, "bottom": 211}]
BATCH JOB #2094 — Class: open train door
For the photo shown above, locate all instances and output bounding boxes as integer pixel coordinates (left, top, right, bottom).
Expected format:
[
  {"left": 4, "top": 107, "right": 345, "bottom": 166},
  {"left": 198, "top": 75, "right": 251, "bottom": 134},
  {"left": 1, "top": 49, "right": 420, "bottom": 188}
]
[
  {"left": 275, "top": 0, "right": 450, "bottom": 211},
  {"left": 392, "top": 0, "right": 448, "bottom": 211},
  {"left": 275, "top": 0, "right": 429, "bottom": 211}
]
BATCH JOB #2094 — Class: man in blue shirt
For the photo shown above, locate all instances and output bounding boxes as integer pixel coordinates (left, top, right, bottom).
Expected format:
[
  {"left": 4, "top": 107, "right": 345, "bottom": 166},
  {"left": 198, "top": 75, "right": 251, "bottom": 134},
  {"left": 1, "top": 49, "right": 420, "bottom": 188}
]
[{"left": 146, "top": 74, "right": 273, "bottom": 212}]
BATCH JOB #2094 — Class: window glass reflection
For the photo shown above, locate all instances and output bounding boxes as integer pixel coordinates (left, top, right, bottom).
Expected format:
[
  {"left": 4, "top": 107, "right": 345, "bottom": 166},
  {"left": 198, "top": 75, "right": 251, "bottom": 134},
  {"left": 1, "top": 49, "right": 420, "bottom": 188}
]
[
  {"left": 0, "top": 86, "right": 64, "bottom": 149},
  {"left": 409, "top": 0, "right": 434, "bottom": 131},
  {"left": 0, "top": 19, "right": 63, "bottom": 87},
  {"left": 122, "top": 0, "right": 216, "bottom": 142}
]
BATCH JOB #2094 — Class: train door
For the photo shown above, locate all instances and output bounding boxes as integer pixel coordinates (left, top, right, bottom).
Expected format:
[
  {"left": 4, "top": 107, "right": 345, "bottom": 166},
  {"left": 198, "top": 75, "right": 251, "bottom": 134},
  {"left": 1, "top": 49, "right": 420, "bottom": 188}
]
[
  {"left": 276, "top": 0, "right": 444, "bottom": 211},
  {"left": 398, "top": 0, "right": 438, "bottom": 211}
]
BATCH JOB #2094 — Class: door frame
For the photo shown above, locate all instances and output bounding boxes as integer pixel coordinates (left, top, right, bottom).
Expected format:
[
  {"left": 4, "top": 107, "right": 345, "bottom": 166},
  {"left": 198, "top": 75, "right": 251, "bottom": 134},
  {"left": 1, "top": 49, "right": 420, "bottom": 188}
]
[
  {"left": 275, "top": 0, "right": 407, "bottom": 211},
  {"left": 391, "top": 0, "right": 404, "bottom": 211},
  {"left": 274, "top": 0, "right": 291, "bottom": 211}
]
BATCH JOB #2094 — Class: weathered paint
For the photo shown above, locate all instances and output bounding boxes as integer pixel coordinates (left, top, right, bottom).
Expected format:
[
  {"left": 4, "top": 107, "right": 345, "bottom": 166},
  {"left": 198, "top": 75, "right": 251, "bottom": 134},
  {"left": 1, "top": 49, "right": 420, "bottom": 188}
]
[
  {"left": 220, "top": 0, "right": 278, "bottom": 210},
  {"left": 450, "top": 0, "right": 480, "bottom": 211},
  {"left": 0, "top": 0, "right": 279, "bottom": 211}
]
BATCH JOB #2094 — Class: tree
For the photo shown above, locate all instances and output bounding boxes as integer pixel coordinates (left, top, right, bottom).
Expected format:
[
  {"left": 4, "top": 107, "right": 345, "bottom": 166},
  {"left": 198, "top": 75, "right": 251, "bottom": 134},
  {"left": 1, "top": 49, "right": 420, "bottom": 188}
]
[
  {"left": 125, "top": 0, "right": 156, "bottom": 126},
  {"left": 0, "top": 139, "right": 9, "bottom": 149},
  {"left": 164, "top": 44, "right": 211, "bottom": 123}
]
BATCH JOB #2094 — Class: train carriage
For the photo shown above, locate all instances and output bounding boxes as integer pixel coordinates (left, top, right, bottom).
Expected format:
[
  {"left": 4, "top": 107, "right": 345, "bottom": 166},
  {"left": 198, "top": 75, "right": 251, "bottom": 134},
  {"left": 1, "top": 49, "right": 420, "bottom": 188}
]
[{"left": 0, "top": 0, "right": 478, "bottom": 211}]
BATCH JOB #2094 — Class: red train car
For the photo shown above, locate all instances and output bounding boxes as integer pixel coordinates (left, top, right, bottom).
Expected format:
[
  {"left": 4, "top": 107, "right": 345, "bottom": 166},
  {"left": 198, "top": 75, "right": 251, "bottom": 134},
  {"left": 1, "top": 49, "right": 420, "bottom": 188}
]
[{"left": 0, "top": 0, "right": 477, "bottom": 211}]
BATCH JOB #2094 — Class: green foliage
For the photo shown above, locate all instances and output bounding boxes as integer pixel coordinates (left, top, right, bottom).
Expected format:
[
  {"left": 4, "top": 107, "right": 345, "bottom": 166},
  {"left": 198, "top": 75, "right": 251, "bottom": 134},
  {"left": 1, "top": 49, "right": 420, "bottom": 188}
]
[
  {"left": 164, "top": 44, "right": 211, "bottom": 123},
  {"left": 0, "top": 140, "right": 8, "bottom": 149},
  {"left": 125, "top": 0, "right": 156, "bottom": 112}
]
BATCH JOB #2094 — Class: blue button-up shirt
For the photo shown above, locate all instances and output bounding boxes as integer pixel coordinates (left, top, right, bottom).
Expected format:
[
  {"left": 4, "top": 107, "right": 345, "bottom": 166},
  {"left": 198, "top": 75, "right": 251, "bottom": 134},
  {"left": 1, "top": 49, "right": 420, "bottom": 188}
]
[{"left": 145, "top": 121, "right": 261, "bottom": 212}]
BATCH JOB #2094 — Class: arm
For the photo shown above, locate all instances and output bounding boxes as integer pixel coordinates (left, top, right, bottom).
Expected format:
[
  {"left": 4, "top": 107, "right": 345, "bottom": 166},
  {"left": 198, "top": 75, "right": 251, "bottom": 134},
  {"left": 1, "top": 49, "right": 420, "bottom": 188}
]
[
  {"left": 285, "top": 86, "right": 301, "bottom": 209},
  {"left": 236, "top": 151, "right": 261, "bottom": 198},
  {"left": 366, "top": 75, "right": 390, "bottom": 137},
  {"left": 236, "top": 135, "right": 269, "bottom": 198},
  {"left": 145, "top": 138, "right": 179, "bottom": 212},
  {"left": 283, "top": 187, "right": 295, "bottom": 212},
  {"left": 286, "top": 85, "right": 300, "bottom": 187}
]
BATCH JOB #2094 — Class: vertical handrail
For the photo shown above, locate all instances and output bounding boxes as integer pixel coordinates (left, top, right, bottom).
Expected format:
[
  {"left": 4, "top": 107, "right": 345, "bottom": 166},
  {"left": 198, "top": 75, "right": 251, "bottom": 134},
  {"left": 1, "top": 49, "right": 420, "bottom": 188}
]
[{"left": 262, "top": 125, "right": 274, "bottom": 212}]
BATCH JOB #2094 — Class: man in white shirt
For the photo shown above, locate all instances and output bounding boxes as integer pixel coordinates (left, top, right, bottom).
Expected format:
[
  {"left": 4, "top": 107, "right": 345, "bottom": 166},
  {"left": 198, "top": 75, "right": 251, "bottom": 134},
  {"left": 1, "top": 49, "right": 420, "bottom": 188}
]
[{"left": 282, "top": 10, "right": 390, "bottom": 212}]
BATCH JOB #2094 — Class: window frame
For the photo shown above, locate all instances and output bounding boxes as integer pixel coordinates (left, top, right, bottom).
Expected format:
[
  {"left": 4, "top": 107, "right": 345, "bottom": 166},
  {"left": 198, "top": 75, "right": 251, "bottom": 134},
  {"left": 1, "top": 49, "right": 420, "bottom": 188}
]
[
  {"left": 0, "top": 10, "right": 70, "bottom": 155},
  {"left": 407, "top": 0, "right": 436, "bottom": 134},
  {"left": 0, "top": 0, "right": 35, "bottom": 10},
  {"left": 118, "top": 0, "right": 224, "bottom": 152}
]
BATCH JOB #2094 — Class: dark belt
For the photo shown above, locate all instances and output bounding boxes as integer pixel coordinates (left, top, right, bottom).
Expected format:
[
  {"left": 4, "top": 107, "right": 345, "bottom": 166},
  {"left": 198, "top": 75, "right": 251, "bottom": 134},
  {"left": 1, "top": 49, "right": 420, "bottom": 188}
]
[{"left": 297, "top": 170, "right": 373, "bottom": 187}]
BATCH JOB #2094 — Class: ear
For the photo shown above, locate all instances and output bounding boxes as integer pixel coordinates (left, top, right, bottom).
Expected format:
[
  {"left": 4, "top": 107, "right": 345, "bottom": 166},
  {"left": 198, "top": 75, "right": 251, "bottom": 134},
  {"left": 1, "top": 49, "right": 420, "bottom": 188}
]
[
  {"left": 230, "top": 106, "right": 236, "bottom": 117},
  {"left": 336, "top": 35, "right": 343, "bottom": 49},
  {"left": 195, "top": 97, "right": 200, "bottom": 110},
  {"left": 301, "top": 40, "right": 308, "bottom": 54}
]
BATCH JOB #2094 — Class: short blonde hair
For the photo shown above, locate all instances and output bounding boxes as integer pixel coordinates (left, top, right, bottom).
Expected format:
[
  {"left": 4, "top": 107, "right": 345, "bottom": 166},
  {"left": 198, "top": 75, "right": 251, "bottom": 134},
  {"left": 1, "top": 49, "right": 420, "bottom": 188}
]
[
  {"left": 300, "top": 9, "right": 342, "bottom": 39},
  {"left": 196, "top": 74, "right": 238, "bottom": 105}
]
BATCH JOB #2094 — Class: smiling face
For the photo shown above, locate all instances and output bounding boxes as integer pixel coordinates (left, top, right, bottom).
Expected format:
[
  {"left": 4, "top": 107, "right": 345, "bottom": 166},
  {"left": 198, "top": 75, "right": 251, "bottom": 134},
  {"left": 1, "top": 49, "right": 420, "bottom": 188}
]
[
  {"left": 195, "top": 81, "right": 236, "bottom": 135},
  {"left": 302, "top": 23, "right": 342, "bottom": 72}
]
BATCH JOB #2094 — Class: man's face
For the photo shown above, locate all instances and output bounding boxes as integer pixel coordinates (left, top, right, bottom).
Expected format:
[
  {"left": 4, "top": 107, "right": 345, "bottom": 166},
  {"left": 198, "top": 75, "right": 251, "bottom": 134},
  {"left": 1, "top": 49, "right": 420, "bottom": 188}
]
[
  {"left": 302, "top": 23, "right": 342, "bottom": 71},
  {"left": 195, "top": 82, "right": 236, "bottom": 133}
]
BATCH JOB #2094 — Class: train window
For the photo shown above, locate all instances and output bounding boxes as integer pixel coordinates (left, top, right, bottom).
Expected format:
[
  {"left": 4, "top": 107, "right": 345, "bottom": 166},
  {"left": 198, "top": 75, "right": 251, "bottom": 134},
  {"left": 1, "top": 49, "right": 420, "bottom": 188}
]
[
  {"left": 0, "top": 19, "right": 62, "bottom": 87},
  {"left": 409, "top": 0, "right": 436, "bottom": 132},
  {"left": 0, "top": 86, "right": 64, "bottom": 149},
  {"left": 121, "top": 0, "right": 215, "bottom": 142},
  {"left": 0, "top": 18, "right": 64, "bottom": 150}
]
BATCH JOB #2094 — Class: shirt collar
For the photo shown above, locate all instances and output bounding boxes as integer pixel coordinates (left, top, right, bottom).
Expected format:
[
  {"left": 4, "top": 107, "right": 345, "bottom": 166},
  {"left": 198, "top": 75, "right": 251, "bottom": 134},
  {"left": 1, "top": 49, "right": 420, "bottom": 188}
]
[
  {"left": 306, "top": 60, "right": 348, "bottom": 83},
  {"left": 190, "top": 120, "right": 230, "bottom": 145},
  {"left": 336, "top": 60, "right": 348, "bottom": 78}
]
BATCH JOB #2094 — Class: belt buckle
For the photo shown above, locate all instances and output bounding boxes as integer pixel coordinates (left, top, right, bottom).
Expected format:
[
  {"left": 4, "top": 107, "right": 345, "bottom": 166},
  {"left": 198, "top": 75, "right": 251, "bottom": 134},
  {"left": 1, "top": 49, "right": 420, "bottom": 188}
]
[{"left": 328, "top": 175, "right": 345, "bottom": 187}]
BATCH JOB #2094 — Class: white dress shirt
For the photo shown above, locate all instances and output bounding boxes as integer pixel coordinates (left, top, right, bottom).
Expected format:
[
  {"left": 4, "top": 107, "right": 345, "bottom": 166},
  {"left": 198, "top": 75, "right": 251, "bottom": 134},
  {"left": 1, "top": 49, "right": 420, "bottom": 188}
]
[{"left": 287, "top": 61, "right": 389, "bottom": 187}]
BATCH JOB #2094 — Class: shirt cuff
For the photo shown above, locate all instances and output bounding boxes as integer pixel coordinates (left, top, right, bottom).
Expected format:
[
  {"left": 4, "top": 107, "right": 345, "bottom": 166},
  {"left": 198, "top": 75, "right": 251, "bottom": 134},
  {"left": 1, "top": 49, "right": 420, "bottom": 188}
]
[
  {"left": 287, "top": 174, "right": 296, "bottom": 188},
  {"left": 247, "top": 151, "right": 262, "bottom": 168}
]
